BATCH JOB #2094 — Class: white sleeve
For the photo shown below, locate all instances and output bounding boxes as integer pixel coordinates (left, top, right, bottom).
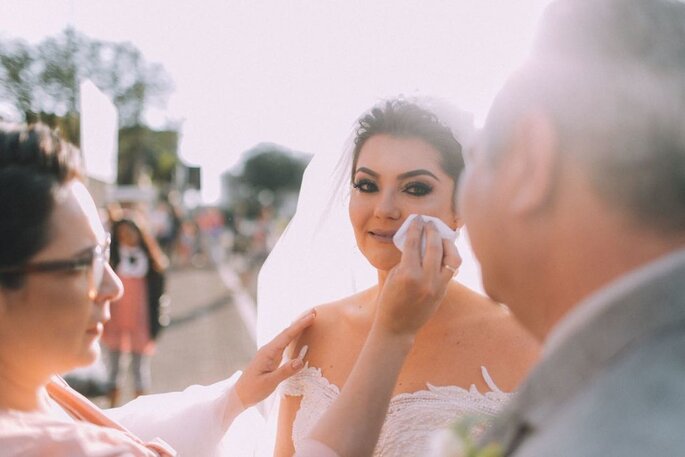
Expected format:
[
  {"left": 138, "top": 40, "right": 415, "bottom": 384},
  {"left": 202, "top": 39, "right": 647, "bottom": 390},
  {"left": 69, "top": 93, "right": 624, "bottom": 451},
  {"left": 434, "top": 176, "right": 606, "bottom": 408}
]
[{"left": 104, "top": 371, "right": 265, "bottom": 457}]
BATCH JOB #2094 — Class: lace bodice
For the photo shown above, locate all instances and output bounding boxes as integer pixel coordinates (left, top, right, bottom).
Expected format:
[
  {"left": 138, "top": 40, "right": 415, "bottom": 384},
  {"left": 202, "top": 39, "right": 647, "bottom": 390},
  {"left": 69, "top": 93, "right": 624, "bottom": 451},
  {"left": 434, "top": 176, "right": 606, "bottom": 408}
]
[{"left": 281, "top": 365, "right": 513, "bottom": 457}]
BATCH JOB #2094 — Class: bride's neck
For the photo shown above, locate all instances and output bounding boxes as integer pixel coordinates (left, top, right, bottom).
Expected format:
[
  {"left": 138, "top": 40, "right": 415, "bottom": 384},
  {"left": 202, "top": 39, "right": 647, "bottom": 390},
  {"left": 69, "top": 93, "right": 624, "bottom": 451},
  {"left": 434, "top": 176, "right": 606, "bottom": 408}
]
[{"left": 377, "top": 269, "right": 389, "bottom": 290}]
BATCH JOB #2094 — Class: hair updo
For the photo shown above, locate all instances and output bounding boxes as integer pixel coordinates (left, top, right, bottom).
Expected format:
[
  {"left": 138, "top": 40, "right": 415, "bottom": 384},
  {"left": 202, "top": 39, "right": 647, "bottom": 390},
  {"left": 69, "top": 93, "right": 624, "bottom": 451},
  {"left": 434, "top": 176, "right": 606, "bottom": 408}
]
[{"left": 351, "top": 99, "right": 466, "bottom": 190}]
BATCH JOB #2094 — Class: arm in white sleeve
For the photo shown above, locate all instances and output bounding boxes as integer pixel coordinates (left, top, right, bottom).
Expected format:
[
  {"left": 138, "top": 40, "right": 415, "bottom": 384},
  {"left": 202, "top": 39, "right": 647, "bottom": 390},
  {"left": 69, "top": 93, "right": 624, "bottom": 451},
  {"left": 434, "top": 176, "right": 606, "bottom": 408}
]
[{"left": 105, "top": 372, "right": 248, "bottom": 457}]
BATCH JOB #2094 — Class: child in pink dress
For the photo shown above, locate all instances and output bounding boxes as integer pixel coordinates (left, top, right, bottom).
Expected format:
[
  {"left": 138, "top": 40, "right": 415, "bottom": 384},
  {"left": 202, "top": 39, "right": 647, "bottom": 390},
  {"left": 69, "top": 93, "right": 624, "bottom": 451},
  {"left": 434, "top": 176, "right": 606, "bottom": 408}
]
[{"left": 102, "top": 217, "right": 167, "bottom": 406}]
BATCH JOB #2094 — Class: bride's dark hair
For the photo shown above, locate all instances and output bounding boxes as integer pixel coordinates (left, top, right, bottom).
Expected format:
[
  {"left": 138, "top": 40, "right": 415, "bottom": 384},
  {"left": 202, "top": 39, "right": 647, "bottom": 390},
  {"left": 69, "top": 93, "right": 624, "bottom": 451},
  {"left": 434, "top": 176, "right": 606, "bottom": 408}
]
[{"left": 351, "top": 99, "right": 466, "bottom": 186}]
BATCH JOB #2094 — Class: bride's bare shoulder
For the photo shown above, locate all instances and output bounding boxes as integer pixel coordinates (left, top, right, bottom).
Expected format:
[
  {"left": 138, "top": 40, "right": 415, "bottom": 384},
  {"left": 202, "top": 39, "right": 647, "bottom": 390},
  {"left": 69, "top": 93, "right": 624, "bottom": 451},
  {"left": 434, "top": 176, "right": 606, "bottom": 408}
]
[
  {"left": 457, "top": 287, "right": 541, "bottom": 390},
  {"left": 290, "top": 288, "right": 375, "bottom": 371}
]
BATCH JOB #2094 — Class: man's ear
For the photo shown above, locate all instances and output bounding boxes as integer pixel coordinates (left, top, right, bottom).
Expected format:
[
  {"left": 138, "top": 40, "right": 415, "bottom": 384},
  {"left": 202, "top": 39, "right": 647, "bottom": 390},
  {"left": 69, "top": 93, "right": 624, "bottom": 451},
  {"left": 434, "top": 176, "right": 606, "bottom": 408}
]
[{"left": 506, "top": 111, "right": 561, "bottom": 216}]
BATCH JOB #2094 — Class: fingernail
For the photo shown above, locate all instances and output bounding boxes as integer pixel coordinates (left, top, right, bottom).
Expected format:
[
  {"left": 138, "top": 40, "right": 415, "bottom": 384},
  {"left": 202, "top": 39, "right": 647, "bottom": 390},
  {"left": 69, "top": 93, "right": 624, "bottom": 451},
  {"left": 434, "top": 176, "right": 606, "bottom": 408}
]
[
  {"left": 295, "top": 308, "right": 316, "bottom": 322},
  {"left": 291, "top": 359, "right": 304, "bottom": 369}
]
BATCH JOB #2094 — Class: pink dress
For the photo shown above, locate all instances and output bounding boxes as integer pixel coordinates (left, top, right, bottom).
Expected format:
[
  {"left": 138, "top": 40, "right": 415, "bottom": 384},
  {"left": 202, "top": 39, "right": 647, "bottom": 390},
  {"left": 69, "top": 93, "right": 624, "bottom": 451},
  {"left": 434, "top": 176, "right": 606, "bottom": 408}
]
[{"left": 102, "top": 247, "right": 155, "bottom": 354}]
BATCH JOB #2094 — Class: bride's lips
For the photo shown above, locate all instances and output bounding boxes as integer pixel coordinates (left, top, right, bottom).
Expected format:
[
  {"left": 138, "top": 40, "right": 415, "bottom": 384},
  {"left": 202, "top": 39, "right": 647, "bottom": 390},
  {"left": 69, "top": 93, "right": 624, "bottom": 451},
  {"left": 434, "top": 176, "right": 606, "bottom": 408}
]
[{"left": 369, "top": 230, "right": 397, "bottom": 243}]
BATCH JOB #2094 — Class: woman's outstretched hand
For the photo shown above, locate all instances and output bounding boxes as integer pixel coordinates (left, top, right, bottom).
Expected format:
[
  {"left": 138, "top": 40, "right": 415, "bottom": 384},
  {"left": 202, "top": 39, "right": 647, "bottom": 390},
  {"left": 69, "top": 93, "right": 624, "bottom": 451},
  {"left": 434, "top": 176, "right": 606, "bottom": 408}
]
[
  {"left": 234, "top": 310, "right": 316, "bottom": 407},
  {"left": 376, "top": 217, "right": 461, "bottom": 337}
]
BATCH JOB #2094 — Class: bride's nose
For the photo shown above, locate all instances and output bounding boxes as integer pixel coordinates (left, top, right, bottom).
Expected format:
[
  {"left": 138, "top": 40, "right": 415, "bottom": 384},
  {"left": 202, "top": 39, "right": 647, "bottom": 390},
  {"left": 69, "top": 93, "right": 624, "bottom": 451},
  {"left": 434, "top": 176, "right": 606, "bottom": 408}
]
[{"left": 374, "top": 191, "right": 401, "bottom": 220}]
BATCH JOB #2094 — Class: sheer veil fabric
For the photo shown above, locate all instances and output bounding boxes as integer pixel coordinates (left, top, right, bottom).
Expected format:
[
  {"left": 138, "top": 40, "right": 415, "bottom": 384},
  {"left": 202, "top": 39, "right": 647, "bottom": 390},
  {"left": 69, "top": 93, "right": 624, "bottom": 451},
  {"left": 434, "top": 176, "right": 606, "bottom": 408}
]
[{"left": 255, "top": 96, "right": 484, "bottom": 455}]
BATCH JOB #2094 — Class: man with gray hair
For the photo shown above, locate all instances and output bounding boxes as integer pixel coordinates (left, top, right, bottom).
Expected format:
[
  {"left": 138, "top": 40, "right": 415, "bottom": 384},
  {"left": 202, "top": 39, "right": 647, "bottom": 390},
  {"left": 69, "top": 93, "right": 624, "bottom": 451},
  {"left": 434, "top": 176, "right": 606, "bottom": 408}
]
[
  {"left": 293, "top": 0, "right": 685, "bottom": 455},
  {"left": 457, "top": 0, "right": 685, "bottom": 454}
]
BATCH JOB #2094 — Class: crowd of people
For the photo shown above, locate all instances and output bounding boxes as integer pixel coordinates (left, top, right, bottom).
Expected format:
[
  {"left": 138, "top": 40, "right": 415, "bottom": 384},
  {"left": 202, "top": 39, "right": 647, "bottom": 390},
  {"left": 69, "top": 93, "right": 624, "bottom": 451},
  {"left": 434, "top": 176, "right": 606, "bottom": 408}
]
[{"left": 1, "top": 0, "right": 684, "bottom": 455}]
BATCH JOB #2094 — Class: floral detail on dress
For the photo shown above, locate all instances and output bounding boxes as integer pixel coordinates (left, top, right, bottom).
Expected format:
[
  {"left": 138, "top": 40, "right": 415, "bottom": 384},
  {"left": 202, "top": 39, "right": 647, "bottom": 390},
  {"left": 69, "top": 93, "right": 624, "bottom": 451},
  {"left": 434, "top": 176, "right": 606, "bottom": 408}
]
[{"left": 281, "top": 365, "right": 512, "bottom": 457}]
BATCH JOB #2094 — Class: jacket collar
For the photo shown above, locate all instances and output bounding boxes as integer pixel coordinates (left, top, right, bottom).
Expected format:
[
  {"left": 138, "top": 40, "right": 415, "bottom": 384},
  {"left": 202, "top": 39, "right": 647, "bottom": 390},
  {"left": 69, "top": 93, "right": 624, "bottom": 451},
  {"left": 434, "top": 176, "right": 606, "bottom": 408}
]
[{"left": 489, "top": 249, "right": 685, "bottom": 454}]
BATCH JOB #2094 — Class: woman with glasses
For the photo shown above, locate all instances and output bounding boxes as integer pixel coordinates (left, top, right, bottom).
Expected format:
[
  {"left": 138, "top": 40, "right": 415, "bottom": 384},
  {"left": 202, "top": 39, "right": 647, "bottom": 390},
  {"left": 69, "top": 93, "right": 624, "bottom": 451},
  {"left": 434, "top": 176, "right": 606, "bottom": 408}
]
[
  {"left": 102, "top": 217, "right": 167, "bottom": 407},
  {"left": 0, "top": 123, "right": 315, "bottom": 456}
]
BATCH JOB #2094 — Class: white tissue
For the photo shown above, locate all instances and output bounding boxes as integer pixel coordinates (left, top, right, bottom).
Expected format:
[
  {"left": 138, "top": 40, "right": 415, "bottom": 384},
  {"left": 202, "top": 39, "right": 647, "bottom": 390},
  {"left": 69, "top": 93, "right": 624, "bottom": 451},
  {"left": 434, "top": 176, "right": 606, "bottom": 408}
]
[{"left": 393, "top": 214, "right": 459, "bottom": 258}]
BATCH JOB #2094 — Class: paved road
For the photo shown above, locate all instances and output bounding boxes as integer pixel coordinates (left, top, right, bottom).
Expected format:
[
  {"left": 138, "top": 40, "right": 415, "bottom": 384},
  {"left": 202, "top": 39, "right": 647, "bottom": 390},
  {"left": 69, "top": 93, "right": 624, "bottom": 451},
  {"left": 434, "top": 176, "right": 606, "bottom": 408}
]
[{"left": 117, "top": 264, "right": 257, "bottom": 403}]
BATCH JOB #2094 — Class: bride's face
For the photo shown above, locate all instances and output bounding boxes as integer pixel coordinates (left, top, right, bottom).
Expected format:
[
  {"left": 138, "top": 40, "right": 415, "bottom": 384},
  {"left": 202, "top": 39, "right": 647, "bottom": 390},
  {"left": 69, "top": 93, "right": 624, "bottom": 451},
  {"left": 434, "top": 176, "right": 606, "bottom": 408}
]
[{"left": 349, "top": 134, "right": 459, "bottom": 271}]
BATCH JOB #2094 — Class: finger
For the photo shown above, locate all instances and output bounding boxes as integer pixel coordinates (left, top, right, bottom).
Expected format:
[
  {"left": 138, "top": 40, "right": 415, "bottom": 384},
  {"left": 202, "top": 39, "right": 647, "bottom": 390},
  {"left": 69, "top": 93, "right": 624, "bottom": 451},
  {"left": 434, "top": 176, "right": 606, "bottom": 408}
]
[
  {"left": 440, "top": 238, "right": 462, "bottom": 281},
  {"left": 267, "top": 356, "right": 306, "bottom": 385},
  {"left": 266, "top": 309, "right": 317, "bottom": 354},
  {"left": 422, "top": 221, "right": 444, "bottom": 275},
  {"left": 399, "top": 216, "right": 424, "bottom": 268}
]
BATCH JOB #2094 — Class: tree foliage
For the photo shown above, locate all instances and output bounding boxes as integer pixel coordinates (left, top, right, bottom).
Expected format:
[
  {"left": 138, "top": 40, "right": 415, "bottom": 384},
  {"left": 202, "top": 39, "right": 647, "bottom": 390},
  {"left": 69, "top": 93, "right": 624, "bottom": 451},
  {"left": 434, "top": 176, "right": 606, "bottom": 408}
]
[
  {"left": 241, "top": 146, "right": 309, "bottom": 192},
  {"left": 226, "top": 144, "right": 311, "bottom": 218},
  {"left": 0, "top": 27, "right": 172, "bottom": 127},
  {"left": 118, "top": 126, "right": 179, "bottom": 186}
]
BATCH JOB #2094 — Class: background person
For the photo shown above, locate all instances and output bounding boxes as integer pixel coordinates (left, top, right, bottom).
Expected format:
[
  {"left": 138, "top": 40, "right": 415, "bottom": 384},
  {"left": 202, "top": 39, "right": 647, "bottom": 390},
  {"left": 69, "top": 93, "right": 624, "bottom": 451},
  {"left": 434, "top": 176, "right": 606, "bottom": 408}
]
[{"left": 102, "top": 217, "right": 167, "bottom": 406}]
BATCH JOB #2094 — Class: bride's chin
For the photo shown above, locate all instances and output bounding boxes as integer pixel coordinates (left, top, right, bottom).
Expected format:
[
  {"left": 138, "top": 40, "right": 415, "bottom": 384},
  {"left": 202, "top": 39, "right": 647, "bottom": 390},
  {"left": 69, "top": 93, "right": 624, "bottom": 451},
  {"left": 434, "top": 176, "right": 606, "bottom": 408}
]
[{"left": 366, "top": 256, "right": 400, "bottom": 272}]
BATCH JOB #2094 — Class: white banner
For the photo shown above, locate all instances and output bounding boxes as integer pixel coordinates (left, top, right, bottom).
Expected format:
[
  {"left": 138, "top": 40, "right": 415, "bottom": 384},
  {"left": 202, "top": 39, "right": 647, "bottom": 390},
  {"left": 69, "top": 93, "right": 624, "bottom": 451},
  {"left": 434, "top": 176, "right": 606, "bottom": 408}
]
[{"left": 80, "top": 79, "right": 118, "bottom": 183}]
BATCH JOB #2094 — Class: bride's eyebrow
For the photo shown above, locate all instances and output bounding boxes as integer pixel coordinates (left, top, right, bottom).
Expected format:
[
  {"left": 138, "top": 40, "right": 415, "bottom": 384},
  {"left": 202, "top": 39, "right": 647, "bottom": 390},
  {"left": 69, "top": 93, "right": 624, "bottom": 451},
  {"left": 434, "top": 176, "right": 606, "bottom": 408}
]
[
  {"left": 397, "top": 169, "right": 440, "bottom": 181},
  {"left": 354, "top": 167, "right": 379, "bottom": 177},
  {"left": 354, "top": 167, "right": 439, "bottom": 181}
]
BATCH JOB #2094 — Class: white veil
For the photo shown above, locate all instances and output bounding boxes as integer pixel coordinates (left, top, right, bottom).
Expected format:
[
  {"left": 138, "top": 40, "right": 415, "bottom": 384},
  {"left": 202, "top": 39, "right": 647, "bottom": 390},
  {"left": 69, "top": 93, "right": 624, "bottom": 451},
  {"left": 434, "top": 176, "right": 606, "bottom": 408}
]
[
  {"left": 257, "top": 96, "right": 482, "bottom": 346},
  {"left": 254, "top": 96, "right": 484, "bottom": 455}
]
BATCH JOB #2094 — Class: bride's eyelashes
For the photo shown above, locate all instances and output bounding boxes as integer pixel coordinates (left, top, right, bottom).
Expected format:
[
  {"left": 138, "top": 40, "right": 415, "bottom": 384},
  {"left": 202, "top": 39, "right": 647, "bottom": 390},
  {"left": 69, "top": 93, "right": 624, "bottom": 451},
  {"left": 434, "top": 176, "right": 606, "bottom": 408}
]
[
  {"left": 352, "top": 178, "right": 434, "bottom": 197},
  {"left": 402, "top": 181, "right": 433, "bottom": 196},
  {"left": 352, "top": 178, "right": 378, "bottom": 193}
]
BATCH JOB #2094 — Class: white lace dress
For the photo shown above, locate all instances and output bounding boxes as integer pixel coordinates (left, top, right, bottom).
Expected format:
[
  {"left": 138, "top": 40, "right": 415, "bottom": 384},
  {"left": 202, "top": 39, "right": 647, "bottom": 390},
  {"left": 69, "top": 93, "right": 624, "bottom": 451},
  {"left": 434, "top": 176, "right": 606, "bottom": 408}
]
[{"left": 282, "top": 364, "right": 513, "bottom": 457}]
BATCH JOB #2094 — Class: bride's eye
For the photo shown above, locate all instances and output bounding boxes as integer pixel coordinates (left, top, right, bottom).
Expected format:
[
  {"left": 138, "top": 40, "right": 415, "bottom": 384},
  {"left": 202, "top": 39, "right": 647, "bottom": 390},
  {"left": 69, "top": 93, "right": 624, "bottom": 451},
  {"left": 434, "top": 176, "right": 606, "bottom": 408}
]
[
  {"left": 352, "top": 179, "right": 378, "bottom": 193},
  {"left": 403, "top": 181, "right": 433, "bottom": 196}
]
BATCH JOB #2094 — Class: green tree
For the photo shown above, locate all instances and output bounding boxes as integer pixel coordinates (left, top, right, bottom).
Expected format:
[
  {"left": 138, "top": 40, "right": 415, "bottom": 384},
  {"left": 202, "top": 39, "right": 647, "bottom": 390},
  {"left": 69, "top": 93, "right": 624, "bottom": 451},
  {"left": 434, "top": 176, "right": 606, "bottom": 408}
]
[
  {"left": 0, "top": 39, "right": 41, "bottom": 119},
  {"left": 0, "top": 27, "right": 172, "bottom": 127},
  {"left": 226, "top": 144, "right": 311, "bottom": 219},
  {"left": 241, "top": 145, "right": 309, "bottom": 192},
  {"left": 0, "top": 28, "right": 177, "bottom": 185},
  {"left": 118, "top": 126, "right": 179, "bottom": 186}
]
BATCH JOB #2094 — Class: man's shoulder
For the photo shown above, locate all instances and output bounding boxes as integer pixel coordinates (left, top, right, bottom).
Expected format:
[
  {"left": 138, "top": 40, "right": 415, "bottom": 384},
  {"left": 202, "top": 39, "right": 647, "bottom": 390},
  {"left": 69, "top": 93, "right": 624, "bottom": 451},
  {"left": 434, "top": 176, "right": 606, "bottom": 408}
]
[{"left": 519, "top": 326, "right": 685, "bottom": 456}]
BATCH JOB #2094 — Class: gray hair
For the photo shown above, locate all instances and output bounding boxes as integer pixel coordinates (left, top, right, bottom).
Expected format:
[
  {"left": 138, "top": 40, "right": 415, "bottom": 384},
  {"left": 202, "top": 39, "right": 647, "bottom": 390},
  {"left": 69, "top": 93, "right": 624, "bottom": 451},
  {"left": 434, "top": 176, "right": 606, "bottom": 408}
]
[{"left": 483, "top": 0, "right": 685, "bottom": 232}]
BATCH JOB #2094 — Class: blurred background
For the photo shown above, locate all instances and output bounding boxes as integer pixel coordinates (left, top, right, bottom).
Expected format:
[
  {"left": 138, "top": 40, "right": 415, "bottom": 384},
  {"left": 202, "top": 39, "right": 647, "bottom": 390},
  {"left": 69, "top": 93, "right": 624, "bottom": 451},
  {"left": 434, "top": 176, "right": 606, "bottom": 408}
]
[{"left": 0, "top": 0, "right": 549, "bottom": 403}]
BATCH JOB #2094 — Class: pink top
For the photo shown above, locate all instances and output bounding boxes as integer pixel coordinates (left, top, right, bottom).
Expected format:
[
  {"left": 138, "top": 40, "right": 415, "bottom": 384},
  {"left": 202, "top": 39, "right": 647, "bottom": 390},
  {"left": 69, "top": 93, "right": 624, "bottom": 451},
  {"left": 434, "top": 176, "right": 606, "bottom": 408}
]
[
  {"left": 0, "top": 409, "right": 161, "bottom": 456},
  {"left": 0, "top": 373, "right": 335, "bottom": 456},
  {"left": 0, "top": 376, "right": 246, "bottom": 457}
]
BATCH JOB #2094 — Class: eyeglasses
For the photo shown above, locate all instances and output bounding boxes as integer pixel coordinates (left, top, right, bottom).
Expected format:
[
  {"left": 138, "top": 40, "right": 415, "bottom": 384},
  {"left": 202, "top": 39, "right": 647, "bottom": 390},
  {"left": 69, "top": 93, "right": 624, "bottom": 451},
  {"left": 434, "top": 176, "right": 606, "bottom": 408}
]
[{"left": 0, "top": 235, "right": 111, "bottom": 290}]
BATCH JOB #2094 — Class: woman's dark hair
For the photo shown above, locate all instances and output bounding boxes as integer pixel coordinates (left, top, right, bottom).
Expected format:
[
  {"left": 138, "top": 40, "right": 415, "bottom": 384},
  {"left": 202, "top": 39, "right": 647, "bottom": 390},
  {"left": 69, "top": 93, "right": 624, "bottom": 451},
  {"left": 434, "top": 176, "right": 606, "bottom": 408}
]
[
  {"left": 0, "top": 123, "right": 82, "bottom": 288},
  {"left": 351, "top": 99, "right": 466, "bottom": 188},
  {"left": 110, "top": 217, "right": 168, "bottom": 274}
]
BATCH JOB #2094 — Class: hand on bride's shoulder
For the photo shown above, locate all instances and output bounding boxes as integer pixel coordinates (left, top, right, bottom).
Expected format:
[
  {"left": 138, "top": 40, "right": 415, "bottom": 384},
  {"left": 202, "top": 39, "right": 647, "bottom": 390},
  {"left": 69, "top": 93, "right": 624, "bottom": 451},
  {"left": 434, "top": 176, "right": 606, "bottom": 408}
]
[
  {"left": 285, "top": 291, "right": 376, "bottom": 383},
  {"left": 235, "top": 310, "right": 317, "bottom": 407}
]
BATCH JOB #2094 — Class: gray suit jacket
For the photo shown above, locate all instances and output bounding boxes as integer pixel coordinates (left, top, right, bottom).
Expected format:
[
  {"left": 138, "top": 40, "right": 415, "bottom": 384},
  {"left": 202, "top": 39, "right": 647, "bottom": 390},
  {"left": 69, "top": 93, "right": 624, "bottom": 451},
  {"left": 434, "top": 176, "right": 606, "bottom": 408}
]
[{"left": 482, "top": 254, "right": 685, "bottom": 456}]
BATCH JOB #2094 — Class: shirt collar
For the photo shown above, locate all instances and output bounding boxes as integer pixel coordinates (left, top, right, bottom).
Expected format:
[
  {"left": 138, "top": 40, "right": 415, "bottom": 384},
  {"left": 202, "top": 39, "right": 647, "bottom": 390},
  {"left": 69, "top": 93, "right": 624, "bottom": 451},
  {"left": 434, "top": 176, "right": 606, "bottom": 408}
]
[{"left": 544, "top": 247, "right": 685, "bottom": 356}]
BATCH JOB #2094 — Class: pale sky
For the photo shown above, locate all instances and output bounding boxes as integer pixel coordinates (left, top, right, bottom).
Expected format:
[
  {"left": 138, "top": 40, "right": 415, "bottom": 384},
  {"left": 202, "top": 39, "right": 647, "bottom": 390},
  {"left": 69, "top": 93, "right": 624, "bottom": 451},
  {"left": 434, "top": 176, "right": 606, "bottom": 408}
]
[{"left": 0, "top": 0, "right": 550, "bottom": 203}]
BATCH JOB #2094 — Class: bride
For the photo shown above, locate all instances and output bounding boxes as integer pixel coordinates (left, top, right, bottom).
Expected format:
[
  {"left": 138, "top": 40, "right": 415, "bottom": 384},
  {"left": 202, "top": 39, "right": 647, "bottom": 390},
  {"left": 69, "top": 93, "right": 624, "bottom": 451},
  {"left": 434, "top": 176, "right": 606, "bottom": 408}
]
[{"left": 262, "top": 98, "right": 540, "bottom": 457}]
